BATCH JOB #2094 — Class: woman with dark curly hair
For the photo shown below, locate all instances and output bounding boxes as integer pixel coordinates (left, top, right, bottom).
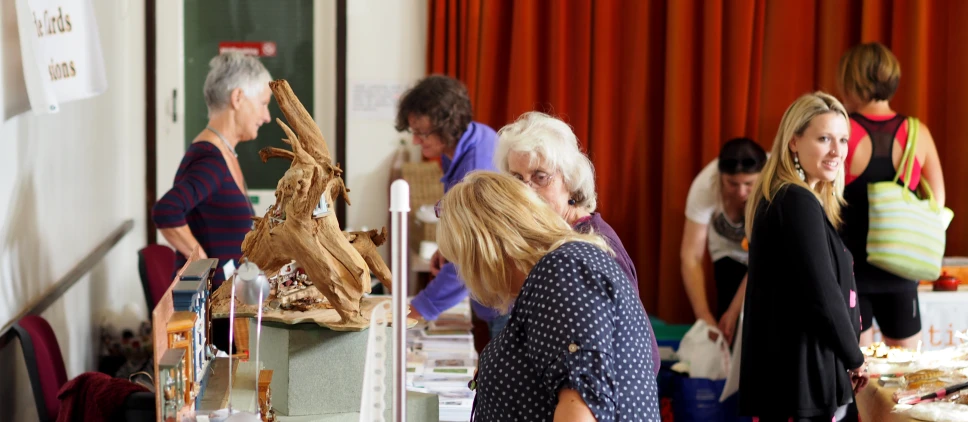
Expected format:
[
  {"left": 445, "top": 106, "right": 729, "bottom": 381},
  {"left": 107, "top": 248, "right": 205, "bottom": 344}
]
[{"left": 394, "top": 75, "right": 505, "bottom": 338}]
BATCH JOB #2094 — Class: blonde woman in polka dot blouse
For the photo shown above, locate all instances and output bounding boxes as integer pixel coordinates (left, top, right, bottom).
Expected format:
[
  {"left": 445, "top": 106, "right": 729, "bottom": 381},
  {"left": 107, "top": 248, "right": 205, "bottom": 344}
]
[{"left": 436, "top": 171, "right": 660, "bottom": 421}]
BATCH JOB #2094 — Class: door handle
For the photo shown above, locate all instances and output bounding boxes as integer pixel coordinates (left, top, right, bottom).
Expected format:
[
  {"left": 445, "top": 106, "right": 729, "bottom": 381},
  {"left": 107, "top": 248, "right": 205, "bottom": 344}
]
[{"left": 172, "top": 89, "right": 178, "bottom": 123}]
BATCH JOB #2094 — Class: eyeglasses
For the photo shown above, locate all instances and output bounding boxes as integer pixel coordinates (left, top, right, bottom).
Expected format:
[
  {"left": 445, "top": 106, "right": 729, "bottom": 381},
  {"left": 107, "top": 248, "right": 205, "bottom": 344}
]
[
  {"left": 409, "top": 127, "right": 437, "bottom": 139},
  {"left": 434, "top": 200, "right": 442, "bottom": 218},
  {"left": 514, "top": 170, "right": 554, "bottom": 188}
]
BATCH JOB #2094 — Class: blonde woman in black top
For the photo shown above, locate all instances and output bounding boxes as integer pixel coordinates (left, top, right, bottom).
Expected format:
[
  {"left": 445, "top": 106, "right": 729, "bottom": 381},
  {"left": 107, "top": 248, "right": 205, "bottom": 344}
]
[{"left": 740, "top": 92, "right": 868, "bottom": 421}]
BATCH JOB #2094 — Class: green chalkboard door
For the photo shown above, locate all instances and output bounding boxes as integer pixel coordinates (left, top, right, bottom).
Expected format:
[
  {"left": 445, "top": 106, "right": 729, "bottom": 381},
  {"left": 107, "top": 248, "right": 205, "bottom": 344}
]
[{"left": 183, "top": 0, "right": 314, "bottom": 191}]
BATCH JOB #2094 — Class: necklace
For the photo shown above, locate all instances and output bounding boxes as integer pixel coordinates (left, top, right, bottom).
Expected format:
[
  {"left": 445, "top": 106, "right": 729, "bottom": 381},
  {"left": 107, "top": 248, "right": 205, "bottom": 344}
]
[
  {"left": 205, "top": 125, "right": 253, "bottom": 219},
  {"left": 206, "top": 125, "right": 237, "bottom": 158},
  {"left": 712, "top": 211, "right": 746, "bottom": 242}
]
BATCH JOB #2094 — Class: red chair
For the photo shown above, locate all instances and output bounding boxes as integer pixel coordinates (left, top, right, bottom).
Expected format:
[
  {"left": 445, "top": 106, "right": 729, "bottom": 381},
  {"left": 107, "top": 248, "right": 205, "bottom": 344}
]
[
  {"left": 138, "top": 244, "right": 176, "bottom": 313},
  {"left": 13, "top": 315, "right": 67, "bottom": 422}
]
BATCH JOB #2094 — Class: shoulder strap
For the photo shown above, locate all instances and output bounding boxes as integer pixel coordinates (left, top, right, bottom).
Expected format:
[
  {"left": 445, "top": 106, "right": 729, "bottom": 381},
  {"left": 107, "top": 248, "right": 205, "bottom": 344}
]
[{"left": 893, "top": 117, "right": 919, "bottom": 188}]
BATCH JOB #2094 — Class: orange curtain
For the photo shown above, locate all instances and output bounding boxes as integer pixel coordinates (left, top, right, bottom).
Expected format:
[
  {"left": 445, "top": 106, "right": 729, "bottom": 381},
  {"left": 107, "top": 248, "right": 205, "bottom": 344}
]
[{"left": 427, "top": 0, "right": 968, "bottom": 324}]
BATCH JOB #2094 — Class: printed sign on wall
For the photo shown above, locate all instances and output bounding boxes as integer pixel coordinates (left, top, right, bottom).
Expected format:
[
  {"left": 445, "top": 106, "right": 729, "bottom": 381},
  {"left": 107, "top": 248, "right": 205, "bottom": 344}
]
[
  {"left": 218, "top": 41, "right": 278, "bottom": 57},
  {"left": 14, "top": 0, "right": 108, "bottom": 114},
  {"left": 350, "top": 80, "right": 407, "bottom": 120}
]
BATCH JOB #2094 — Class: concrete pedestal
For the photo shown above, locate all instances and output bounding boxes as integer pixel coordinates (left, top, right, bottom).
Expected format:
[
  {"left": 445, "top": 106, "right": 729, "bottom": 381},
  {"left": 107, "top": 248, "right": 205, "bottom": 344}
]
[{"left": 250, "top": 320, "right": 436, "bottom": 421}]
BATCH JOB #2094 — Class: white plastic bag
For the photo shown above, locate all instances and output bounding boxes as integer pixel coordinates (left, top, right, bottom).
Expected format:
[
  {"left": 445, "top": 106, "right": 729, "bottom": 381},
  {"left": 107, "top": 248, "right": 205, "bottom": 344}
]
[
  {"left": 720, "top": 308, "right": 743, "bottom": 401},
  {"left": 676, "top": 319, "right": 731, "bottom": 380}
]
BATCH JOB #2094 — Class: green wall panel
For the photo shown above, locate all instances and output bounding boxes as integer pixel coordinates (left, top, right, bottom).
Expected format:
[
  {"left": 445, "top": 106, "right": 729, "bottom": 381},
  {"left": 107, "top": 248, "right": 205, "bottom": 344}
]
[{"left": 184, "top": 0, "right": 314, "bottom": 190}]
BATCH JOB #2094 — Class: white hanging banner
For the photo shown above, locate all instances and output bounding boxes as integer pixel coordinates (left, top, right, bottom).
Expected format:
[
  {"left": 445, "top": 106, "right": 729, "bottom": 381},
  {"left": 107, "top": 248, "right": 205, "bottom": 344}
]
[{"left": 14, "top": 0, "right": 108, "bottom": 114}]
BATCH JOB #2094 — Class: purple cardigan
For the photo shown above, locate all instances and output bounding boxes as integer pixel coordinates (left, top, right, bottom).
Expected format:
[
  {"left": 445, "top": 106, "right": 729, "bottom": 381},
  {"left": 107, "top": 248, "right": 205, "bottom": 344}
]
[
  {"left": 574, "top": 213, "right": 638, "bottom": 294},
  {"left": 410, "top": 122, "right": 499, "bottom": 322},
  {"left": 575, "top": 213, "right": 660, "bottom": 374}
]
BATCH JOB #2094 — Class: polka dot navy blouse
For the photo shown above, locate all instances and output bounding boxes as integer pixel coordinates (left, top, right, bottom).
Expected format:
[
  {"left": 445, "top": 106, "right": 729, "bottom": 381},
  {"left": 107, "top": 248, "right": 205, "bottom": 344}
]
[{"left": 471, "top": 241, "right": 660, "bottom": 421}]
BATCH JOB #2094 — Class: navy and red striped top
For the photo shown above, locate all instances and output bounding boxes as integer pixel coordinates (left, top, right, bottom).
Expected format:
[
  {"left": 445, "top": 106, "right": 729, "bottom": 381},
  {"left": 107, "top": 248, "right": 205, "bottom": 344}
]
[{"left": 152, "top": 142, "right": 254, "bottom": 287}]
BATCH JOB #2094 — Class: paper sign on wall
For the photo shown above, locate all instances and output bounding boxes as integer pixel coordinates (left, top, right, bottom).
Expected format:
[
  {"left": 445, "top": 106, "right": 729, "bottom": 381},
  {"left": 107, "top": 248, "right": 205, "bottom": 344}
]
[
  {"left": 14, "top": 0, "right": 108, "bottom": 114},
  {"left": 350, "top": 81, "right": 407, "bottom": 120}
]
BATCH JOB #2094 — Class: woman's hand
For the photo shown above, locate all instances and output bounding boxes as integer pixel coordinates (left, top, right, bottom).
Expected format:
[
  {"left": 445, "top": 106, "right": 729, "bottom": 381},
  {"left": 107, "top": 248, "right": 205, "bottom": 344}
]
[
  {"left": 429, "top": 250, "right": 448, "bottom": 276},
  {"left": 718, "top": 305, "right": 740, "bottom": 344},
  {"left": 694, "top": 310, "right": 717, "bottom": 329},
  {"left": 159, "top": 226, "right": 207, "bottom": 260},
  {"left": 849, "top": 362, "right": 870, "bottom": 394},
  {"left": 718, "top": 275, "right": 747, "bottom": 344},
  {"left": 408, "top": 306, "right": 424, "bottom": 321}
]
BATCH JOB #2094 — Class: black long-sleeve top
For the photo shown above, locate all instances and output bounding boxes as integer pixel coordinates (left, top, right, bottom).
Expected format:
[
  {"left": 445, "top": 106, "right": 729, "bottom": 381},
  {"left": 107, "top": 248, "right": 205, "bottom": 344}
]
[{"left": 738, "top": 185, "right": 865, "bottom": 419}]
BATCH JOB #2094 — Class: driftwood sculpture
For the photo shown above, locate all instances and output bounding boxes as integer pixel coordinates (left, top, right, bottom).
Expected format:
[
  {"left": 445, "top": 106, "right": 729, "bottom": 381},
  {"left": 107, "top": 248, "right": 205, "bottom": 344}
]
[
  {"left": 346, "top": 227, "right": 392, "bottom": 289},
  {"left": 240, "top": 79, "right": 392, "bottom": 329}
]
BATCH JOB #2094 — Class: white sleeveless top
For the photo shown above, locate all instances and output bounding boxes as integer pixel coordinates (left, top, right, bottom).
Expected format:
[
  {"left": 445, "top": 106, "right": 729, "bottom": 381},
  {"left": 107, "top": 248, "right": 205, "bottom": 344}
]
[{"left": 684, "top": 159, "right": 748, "bottom": 265}]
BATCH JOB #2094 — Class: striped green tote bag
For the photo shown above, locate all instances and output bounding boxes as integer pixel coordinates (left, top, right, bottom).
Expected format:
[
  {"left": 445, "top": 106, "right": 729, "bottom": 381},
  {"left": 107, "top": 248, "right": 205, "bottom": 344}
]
[{"left": 866, "top": 117, "right": 954, "bottom": 281}]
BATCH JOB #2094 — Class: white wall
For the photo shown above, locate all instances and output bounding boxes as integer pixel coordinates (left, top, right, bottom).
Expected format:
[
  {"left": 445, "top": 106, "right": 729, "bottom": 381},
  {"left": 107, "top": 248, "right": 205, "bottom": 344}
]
[
  {"left": 0, "top": 0, "right": 424, "bottom": 416},
  {"left": 0, "top": 1, "right": 147, "bottom": 420},
  {"left": 344, "top": 0, "right": 427, "bottom": 261}
]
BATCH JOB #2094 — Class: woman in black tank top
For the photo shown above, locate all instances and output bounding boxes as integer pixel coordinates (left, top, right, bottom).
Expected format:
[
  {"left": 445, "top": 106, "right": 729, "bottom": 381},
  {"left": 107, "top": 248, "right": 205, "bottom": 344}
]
[{"left": 838, "top": 42, "right": 946, "bottom": 350}]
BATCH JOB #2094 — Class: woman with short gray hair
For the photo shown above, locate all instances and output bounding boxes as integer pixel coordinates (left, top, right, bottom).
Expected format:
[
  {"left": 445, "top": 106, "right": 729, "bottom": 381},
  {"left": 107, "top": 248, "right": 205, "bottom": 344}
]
[
  {"left": 495, "top": 111, "right": 660, "bottom": 373},
  {"left": 153, "top": 52, "right": 272, "bottom": 353}
]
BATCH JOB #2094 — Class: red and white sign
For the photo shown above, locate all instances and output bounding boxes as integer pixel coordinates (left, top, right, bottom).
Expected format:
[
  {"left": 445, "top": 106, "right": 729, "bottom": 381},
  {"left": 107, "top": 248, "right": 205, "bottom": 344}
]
[{"left": 218, "top": 41, "right": 277, "bottom": 57}]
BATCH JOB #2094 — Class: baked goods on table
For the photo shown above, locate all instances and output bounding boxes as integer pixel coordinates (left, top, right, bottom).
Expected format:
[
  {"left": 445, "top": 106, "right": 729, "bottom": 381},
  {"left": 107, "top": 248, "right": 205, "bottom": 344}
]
[
  {"left": 893, "top": 369, "right": 968, "bottom": 402},
  {"left": 862, "top": 341, "right": 897, "bottom": 359},
  {"left": 861, "top": 337, "right": 968, "bottom": 420},
  {"left": 904, "top": 369, "right": 946, "bottom": 383},
  {"left": 862, "top": 341, "right": 920, "bottom": 363}
]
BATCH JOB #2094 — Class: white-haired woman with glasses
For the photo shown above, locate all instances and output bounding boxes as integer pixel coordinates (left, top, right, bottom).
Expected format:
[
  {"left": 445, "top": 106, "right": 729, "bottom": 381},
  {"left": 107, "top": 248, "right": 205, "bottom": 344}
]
[
  {"left": 741, "top": 92, "right": 868, "bottom": 421},
  {"left": 495, "top": 112, "right": 637, "bottom": 290},
  {"left": 436, "top": 171, "right": 660, "bottom": 421},
  {"left": 153, "top": 52, "right": 272, "bottom": 352},
  {"left": 494, "top": 111, "right": 659, "bottom": 374}
]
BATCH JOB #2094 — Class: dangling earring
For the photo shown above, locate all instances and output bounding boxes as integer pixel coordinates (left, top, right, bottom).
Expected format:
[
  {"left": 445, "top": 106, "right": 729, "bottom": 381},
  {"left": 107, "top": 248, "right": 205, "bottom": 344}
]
[{"left": 793, "top": 153, "right": 806, "bottom": 181}]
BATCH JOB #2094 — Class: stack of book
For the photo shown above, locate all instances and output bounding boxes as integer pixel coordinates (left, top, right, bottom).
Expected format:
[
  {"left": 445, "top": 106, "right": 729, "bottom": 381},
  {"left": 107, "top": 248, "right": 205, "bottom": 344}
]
[{"left": 407, "top": 298, "right": 477, "bottom": 421}]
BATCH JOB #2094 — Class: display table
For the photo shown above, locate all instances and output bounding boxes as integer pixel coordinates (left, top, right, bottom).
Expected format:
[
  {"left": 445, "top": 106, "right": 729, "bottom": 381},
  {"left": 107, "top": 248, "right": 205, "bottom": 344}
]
[
  {"left": 868, "top": 287, "right": 968, "bottom": 351},
  {"left": 407, "top": 299, "right": 477, "bottom": 421}
]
